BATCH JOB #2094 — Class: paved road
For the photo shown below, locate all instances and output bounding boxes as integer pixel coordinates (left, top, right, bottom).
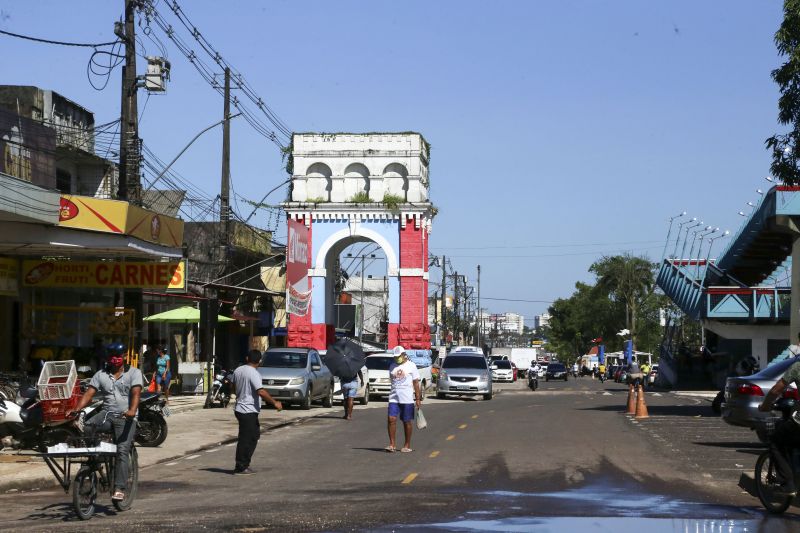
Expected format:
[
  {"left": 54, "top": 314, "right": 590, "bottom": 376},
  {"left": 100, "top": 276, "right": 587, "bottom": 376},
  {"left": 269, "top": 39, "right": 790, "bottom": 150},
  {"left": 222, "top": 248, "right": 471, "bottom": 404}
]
[{"left": 0, "top": 377, "right": 798, "bottom": 531}]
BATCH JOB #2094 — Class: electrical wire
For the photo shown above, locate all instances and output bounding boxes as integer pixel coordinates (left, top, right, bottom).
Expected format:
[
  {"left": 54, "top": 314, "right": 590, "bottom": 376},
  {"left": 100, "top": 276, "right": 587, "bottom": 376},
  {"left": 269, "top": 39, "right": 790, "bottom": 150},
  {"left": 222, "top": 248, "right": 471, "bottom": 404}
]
[
  {"left": 433, "top": 239, "right": 665, "bottom": 250},
  {"left": 0, "top": 29, "right": 118, "bottom": 48}
]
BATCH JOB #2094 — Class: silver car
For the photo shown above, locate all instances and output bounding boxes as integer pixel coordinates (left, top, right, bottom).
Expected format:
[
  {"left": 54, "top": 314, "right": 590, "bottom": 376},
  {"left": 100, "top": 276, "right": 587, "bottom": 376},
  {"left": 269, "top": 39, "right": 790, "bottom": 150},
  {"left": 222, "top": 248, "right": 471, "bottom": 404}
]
[
  {"left": 722, "top": 357, "right": 799, "bottom": 441},
  {"left": 436, "top": 353, "right": 493, "bottom": 400},
  {"left": 257, "top": 348, "right": 334, "bottom": 410}
]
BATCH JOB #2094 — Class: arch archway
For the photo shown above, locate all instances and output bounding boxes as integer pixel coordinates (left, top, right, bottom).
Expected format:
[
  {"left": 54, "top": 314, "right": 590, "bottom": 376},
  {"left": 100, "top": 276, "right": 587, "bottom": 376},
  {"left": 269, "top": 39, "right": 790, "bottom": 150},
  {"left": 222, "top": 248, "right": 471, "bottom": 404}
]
[
  {"left": 306, "top": 162, "right": 332, "bottom": 201},
  {"left": 382, "top": 163, "right": 409, "bottom": 200},
  {"left": 343, "top": 163, "right": 370, "bottom": 200}
]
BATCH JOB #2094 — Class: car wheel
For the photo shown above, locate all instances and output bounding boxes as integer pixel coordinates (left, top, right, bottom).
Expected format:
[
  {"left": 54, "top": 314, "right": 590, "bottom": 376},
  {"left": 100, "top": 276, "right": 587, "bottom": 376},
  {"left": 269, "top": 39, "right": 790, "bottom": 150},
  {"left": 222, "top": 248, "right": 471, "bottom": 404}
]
[
  {"left": 564, "top": 376, "right": 568, "bottom": 381},
  {"left": 322, "top": 384, "right": 333, "bottom": 408},
  {"left": 301, "top": 388, "right": 312, "bottom": 410},
  {"left": 360, "top": 385, "right": 370, "bottom": 405},
  {"left": 546, "top": 378, "right": 549, "bottom": 382},
  {"left": 483, "top": 392, "right": 493, "bottom": 401},
  {"left": 436, "top": 392, "right": 445, "bottom": 400}
]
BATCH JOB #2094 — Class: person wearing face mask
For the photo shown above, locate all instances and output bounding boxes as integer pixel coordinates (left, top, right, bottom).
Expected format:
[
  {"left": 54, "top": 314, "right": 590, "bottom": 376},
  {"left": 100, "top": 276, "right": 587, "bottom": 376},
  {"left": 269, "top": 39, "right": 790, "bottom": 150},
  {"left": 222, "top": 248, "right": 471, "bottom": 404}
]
[
  {"left": 71, "top": 344, "right": 143, "bottom": 502},
  {"left": 385, "top": 346, "right": 422, "bottom": 453}
]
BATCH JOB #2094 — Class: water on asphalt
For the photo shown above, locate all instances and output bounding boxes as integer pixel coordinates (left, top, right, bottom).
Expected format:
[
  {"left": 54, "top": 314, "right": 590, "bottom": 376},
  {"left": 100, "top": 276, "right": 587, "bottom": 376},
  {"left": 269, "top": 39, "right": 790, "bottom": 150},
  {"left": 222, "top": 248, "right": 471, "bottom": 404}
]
[{"left": 380, "top": 476, "right": 799, "bottom": 532}]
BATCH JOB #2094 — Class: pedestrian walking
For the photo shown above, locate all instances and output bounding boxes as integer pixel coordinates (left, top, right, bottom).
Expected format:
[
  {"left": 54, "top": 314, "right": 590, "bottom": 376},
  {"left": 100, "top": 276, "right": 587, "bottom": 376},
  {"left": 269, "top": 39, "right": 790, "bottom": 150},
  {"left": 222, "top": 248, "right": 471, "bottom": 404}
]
[
  {"left": 153, "top": 347, "right": 172, "bottom": 402},
  {"left": 231, "top": 350, "right": 282, "bottom": 475},
  {"left": 385, "top": 346, "right": 422, "bottom": 453},
  {"left": 341, "top": 369, "right": 364, "bottom": 420}
]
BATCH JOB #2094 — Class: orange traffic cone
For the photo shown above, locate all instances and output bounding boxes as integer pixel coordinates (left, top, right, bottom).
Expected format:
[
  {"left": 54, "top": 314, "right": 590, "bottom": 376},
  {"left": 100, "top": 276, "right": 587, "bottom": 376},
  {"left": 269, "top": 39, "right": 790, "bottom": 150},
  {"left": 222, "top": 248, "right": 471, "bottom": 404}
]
[
  {"left": 626, "top": 383, "right": 636, "bottom": 414},
  {"left": 634, "top": 384, "right": 649, "bottom": 419}
]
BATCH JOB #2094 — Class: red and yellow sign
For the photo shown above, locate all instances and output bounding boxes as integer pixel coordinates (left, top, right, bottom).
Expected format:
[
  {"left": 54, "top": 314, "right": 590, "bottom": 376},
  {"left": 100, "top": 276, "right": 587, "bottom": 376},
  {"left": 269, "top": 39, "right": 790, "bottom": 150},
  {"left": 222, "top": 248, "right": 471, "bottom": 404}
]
[
  {"left": 58, "top": 195, "right": 184, "bottom": 248},
  {"left": 22, "top": 260, "right": 187, "bottom": 291}
]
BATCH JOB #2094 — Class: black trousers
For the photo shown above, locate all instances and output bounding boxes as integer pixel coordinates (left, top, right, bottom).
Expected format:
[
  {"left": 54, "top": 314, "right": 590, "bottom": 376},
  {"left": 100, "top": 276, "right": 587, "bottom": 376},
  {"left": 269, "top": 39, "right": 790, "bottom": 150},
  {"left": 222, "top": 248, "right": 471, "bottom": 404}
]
[{"left": 234, "top": 411, "right": 260, "bottom": 471}]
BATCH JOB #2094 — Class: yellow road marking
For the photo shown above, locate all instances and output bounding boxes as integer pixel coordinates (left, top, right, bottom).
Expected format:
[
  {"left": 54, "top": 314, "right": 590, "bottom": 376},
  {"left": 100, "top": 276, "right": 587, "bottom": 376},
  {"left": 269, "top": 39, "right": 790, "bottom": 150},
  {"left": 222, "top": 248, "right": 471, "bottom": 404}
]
[
  {"left": 458, "top": 424, "right": 468, "bottom": 429},
  {"left": 446, "top": 434, "right": 455, "bottom": 441},
  {"left": 401, "top": 473, "right": 418, "bottom": 484},
  {"left": 429, "top": 451, "right": 440, "bottom": 458},
  {"left": 471, "top": 415, "right": 479, "bottom": 419}
]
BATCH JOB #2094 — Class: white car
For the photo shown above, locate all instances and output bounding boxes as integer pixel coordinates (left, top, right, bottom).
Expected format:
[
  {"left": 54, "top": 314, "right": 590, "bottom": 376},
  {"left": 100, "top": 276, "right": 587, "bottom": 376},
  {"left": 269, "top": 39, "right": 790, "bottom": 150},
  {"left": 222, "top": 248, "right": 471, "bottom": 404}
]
[
  {"left": 490, "top": 360, "right": 514, "bottom": 382},
  {"left": 332, "top": 365, "right": 370, "bottom": 405}
]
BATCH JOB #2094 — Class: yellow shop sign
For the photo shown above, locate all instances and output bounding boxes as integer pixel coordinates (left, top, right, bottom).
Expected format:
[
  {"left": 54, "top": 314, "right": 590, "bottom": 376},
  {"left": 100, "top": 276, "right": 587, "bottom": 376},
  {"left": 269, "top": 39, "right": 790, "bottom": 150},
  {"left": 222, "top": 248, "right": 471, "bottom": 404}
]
[{"left": 22, "top": 260, "right": 187, "bottom": 292}]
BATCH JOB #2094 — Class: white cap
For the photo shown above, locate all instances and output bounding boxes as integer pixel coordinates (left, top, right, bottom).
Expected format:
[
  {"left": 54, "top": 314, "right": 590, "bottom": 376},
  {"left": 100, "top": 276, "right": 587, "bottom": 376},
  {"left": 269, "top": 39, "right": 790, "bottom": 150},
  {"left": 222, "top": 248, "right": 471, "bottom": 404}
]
[{"left": 391, "top": 346, "right": 406, "bottom": 356}]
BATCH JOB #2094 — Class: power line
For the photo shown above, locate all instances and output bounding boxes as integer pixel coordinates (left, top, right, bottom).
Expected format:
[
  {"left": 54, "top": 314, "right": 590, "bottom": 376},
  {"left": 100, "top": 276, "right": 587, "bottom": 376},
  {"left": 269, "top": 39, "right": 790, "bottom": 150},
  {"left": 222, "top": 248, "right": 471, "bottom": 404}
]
[
  {"left": 438, "top": 246, "right": 662, "bottom": 259},
  {"left": 481, "top": 297, "right": 554, "bottom": 304},
  {"left": 0, "top": 29, "right": 119, "bottom": 48},
  {"left": 433, "top": 239, "right": 665, "bottom": 250}
]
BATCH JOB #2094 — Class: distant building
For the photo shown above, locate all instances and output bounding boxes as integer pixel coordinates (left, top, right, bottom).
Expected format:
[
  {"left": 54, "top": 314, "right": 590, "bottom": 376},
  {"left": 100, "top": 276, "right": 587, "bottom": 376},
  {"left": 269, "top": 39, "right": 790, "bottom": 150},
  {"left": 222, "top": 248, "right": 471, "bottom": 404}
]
[
  {"left": 535, "top": 313, "right": 551, "bottom": 330},
  {"left": 487, "top": 312, "right": 525, "bottom": 335}
]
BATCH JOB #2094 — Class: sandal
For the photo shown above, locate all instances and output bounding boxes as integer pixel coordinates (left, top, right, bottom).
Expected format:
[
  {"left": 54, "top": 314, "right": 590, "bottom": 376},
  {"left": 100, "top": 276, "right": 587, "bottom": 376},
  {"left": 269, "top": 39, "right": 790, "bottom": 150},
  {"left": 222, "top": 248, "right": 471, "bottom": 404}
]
[
  {"left": 384, "top": 445, "right": 396, "bottom": 453},
  {"left": 400, "top": 447, "right": 413, "bottom": 453},
  {"left": 112, "top": 490, "right": 125, "bottom": 501}
]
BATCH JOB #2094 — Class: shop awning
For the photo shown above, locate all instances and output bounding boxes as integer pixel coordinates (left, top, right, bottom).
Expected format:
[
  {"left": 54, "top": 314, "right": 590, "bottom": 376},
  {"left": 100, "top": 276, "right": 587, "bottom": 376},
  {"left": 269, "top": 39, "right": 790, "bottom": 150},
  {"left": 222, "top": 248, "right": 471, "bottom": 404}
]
[{"left": 0, "top": 221, "right": 183, "bottom": 259}]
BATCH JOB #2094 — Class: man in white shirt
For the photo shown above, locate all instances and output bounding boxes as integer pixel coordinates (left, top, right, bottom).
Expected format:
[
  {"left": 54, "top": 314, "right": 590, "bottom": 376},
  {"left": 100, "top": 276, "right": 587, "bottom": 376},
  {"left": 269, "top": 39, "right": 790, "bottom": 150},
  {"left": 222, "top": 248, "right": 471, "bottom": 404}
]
[{"left": 386, "top": 346, "right": 422, "bottom": 453}]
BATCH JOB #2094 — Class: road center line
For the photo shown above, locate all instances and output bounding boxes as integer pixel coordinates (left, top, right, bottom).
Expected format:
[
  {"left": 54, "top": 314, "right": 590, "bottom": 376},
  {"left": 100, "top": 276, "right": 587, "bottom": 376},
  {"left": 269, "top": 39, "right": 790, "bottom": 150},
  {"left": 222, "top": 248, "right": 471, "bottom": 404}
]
[
  {"left": 429, "top": 451, "right": 440, "bottom": 458},
  {"left": 446, "top": 435, "right": 455, "bottom": 441},
  {"left": 185, "top": 454, "right": 201, "bottom": 460},
  {"left": 401, "top": 473, "right": 418, "bottom": 484},
  {"left": 471, "top": 415, "right": 479, "bottom": 419},
  {"left": 458, "top": 424, "right": 468, "bottom": 429}
]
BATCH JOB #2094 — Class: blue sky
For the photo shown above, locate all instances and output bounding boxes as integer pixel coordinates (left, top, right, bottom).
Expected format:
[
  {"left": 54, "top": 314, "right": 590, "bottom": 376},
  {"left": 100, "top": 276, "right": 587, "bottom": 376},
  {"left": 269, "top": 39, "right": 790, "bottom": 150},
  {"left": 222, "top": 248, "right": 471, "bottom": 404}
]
[{"left": 0, "top": 1, "right": 787, "bottom": 319}]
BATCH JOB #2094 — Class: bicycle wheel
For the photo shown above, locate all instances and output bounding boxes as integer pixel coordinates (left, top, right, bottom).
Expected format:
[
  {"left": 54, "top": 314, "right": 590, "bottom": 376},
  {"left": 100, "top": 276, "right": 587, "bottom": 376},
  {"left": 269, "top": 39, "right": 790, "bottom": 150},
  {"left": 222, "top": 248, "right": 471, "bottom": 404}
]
[
  {"left": 755, "top": 449, "right": 794, "bottom": 514},
  {"left": 113, "top": 447, "right": 138, "bottom": 511},
  {"left": 72, "top": 467, "right": 97, "bottom": 520}
]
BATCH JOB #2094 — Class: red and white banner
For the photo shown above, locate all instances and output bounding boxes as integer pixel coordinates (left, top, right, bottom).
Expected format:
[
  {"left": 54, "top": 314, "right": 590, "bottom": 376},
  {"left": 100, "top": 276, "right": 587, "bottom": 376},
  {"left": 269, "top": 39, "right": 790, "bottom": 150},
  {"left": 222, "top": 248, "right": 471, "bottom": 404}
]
[{"left": 287, "top": 218, "right": 311, "bottom": 316}]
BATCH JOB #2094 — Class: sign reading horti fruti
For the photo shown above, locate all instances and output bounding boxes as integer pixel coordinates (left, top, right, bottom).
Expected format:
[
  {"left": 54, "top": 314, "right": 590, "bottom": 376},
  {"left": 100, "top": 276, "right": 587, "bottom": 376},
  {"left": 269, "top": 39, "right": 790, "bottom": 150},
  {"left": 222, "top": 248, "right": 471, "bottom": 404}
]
[
  {"left": 0, "top": 257, "right": 19, "bottom": 297},
  {"left": 286, "top": 217, "right": 310, "bottom": 316},
  {"left": 22, "top": 260, "right": 187, "bottom": 292},
  {"left": 58, "top": 195, "right": 184, "bottom": 248}
]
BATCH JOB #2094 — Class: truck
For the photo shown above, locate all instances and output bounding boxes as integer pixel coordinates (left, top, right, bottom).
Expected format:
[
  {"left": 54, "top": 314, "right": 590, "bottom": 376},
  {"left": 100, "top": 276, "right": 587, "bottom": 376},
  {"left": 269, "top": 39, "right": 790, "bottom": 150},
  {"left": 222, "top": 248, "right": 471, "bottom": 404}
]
[{"left": 509, "top": 347, "right": 540, "bottom": 378}]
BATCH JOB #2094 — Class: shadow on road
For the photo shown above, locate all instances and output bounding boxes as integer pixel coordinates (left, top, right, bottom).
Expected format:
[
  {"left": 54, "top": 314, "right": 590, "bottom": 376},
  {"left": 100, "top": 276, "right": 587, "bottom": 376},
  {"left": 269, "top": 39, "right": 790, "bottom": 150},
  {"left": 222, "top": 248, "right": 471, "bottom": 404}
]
[
  {"left": 581, "top": 404, "right": 714, "bottom": 418},
  {"left": 693, "top": 441, "right": 765, "bottom": 450},
  {"left": 198, "top": 467, "right": 235, "bottom": 476},
  {"left": 352, "top": 447, "right": 393, "bottom": 453}
]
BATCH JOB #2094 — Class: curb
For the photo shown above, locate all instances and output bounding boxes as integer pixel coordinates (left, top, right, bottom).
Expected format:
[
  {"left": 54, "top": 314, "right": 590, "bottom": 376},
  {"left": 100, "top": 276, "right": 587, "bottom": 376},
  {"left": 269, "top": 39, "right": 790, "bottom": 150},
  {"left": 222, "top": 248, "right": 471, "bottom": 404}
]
[{"left": 0, "top": 412, "right": 313, "bottom": 494}]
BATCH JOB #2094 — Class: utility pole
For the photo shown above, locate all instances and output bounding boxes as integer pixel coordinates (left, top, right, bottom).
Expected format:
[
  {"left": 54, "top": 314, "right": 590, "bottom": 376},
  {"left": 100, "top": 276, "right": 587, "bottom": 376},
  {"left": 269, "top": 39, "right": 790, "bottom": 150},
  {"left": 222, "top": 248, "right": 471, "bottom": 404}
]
[
  {"left": 462, "top": 275, "right": 468, "bottom": 343},
  {"left": 220, "top": 67, "right": 231, "bottom": 254},
  {"left": 441, "top": 255, "right": 447, "bottom": 350},
  {"left": 359, "top": 254, "right": 365, "bottom": 344},
  {"left": 477, "top": 265, "right": 481, "bottom": 349},
  {"left": 117, "top": 0, "right": 141, "bottom": 204},
  {"left": 453, "top": 272, "right": 460, "bottom": 345}
]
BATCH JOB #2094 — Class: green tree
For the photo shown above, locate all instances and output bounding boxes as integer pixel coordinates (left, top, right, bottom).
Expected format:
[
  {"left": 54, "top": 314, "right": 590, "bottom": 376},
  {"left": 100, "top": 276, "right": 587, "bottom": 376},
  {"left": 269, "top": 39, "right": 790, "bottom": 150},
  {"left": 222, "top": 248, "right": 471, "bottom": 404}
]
[
  {"left": 590, "top": 254, "right": 656, "bottom": 350},
  {"left": 766, "top": 0, "right": 800, "bottom": 184}
]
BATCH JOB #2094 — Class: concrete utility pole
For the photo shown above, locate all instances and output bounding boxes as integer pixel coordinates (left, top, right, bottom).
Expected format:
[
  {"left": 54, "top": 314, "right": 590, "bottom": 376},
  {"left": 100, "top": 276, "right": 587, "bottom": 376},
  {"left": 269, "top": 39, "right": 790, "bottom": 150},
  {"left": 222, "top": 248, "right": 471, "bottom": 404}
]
[
  {"left": 117, "top": 0, "right": 141, "bottom": 204},
  {"left": 441, "top": 255, "right": 447, "bottom": 349},
  {"left": 462, "top": 275, "right": 468, "bottom": 343},
  {"left": 477, "top": 265, "right": 481, "bottom": 348},
  {"left": 220, "top": 67, "right": 231, "bottom": 249},
  {"left": 453, "top": 272, "right": 460, "bottom": 345}
]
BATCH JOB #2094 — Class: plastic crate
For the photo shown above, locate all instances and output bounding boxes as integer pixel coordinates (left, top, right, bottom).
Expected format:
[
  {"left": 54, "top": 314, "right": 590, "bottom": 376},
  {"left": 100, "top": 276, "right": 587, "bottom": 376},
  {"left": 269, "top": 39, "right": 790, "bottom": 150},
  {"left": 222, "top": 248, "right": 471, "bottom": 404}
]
[
  {"left": 41, "top": 383, "right": 81, "bottom": 422},
  {"left": 37, "top": 360, "right": 77, "bottom": 400}
]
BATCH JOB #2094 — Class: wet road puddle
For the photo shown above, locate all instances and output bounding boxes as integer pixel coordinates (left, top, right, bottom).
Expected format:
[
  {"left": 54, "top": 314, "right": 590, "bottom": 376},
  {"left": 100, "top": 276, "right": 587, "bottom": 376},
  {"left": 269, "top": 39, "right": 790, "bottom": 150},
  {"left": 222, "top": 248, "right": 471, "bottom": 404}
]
[{"left": 379, "top": 478, "right": 799, "bottom": 532}]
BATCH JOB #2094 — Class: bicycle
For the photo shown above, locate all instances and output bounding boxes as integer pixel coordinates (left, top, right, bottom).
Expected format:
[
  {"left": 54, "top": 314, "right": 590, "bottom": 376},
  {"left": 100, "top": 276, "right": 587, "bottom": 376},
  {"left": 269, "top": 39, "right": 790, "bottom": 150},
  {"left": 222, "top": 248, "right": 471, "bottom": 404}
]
[
  {"left": 39, "top": 413, "right": 139, "bottom": 520},
  {"left": 754, "top": 398, "right": 799, "bottom": 514}
]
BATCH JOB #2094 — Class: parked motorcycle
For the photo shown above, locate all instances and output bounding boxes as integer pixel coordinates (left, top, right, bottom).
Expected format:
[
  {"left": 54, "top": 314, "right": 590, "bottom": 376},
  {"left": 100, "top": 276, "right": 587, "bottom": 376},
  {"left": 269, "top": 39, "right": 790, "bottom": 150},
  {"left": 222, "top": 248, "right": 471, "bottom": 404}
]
[
  {"left": 205, "top": 368, "right": 232, "bottom": 409},
  {"left": 134, "top": 392, "right": 170, "bottom": 447},
  {"left": 0, "top": 386, "right": 78, "bottom": 452}
]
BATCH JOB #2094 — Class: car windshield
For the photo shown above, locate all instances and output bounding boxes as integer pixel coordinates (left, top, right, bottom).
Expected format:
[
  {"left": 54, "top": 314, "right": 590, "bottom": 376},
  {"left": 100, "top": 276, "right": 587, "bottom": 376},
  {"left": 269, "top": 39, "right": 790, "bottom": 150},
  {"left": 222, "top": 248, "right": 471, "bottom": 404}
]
[
  {"left": 549, "top": 364, "right": 566, "bottom": 371},
  {"left": 366, "top": 356, "right": 394, "bottom": 370},
  {"left": 261, "top": 351, "right": 307, "bottom": 368},
  {"left": 494, "top": 361, "right": 511, "bottom": 369},
  {"left": 443, "top": 355, "right": 487, "bottom": 369},
  {"left": 753, "top": 358, "right": 800, "bottom": 379}
]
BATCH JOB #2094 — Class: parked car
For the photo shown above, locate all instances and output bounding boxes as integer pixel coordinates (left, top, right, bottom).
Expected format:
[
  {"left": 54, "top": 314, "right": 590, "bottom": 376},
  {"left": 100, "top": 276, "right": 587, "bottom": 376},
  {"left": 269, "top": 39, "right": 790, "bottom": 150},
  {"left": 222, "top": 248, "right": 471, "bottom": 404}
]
[
  {"left": 365, "top": 353, "right": 432, "bottom": 400},
  {"left": 436, "top": 353, "right": 493, "bottom": 400},
  {"left": 545, "top": 362, "right": 568, "bottom": 381},
  {"left": 722, "top": 357, "right": 799, "bottom": 442},
  {"left": 490, "top": 360, "right": 514, "bottom": 382},
  {"left": 257, "top": 348, "right": 334, "bottom": 410},
  {"left": 332, "top": 365, "right": 370, "bottom": 405}
]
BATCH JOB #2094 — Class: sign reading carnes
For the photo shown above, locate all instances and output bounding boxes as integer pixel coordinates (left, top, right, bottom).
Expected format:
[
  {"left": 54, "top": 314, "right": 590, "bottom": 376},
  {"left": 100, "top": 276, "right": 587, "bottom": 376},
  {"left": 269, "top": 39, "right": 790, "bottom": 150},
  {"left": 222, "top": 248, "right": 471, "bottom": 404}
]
[
  {"left": 286, "top": 218, "right": 310, "bottom": 316},
  {"left": 22, "top": 260, "right": 187, "bottom": 291}
]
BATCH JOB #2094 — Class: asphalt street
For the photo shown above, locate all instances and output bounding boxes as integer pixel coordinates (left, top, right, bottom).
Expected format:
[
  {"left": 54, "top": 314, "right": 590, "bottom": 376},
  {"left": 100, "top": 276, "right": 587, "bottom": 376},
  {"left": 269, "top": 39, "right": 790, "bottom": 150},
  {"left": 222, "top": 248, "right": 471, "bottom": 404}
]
[{"left": 1, "top": 377, "right": 799, "bottom": 532}]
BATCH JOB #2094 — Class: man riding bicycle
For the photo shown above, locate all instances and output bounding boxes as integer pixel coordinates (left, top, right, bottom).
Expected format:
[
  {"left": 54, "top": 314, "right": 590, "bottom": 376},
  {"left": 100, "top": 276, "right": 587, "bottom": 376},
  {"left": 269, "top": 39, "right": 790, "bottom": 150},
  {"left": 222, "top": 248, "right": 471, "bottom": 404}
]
[
  {"left": 71, "top": 345, "right": 143, "bottom": 502},
  {"left": 758, "top": 356, "right": 800, "bottom": 496}
]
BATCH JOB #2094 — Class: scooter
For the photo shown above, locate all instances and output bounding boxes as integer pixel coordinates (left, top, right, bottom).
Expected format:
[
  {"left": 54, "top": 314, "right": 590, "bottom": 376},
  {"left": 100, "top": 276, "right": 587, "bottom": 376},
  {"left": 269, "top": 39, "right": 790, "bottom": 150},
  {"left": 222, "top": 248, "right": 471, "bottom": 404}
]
[
  {"left": 527, "top": 370, "right": 539, "bottom": 391},
  {"left": 0, "top": 386, "right": 79, "bottom": 452},
  {"left": 205, "top": 368, "right": 232, "bottom": 409},
  {"left": 134, "top": 392, "right": 169, "bottom": 447}
]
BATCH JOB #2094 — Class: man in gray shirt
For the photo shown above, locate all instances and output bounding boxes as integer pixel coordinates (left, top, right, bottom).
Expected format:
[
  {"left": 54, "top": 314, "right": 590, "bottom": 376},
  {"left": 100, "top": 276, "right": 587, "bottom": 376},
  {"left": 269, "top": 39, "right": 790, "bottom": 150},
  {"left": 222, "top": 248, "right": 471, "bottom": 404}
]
[
  {"left": 232, "top": 350, "right": 282, "bottom": 475},
  {"left": 72, "top": 350, "right": 143, "bottom": 501}
]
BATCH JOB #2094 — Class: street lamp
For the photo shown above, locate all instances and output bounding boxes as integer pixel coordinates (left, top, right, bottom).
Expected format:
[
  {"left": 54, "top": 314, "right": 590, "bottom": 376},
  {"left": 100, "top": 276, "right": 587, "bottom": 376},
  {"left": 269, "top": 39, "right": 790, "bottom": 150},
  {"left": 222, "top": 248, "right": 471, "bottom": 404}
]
[
  {"left": 672, "top": 217, "right": 697, "bottom": 258},
  {"left": 694, "top": 227, "right": 719, "bottom": 279},
  {"left": 702, "top": 230, "right": 730, "bottom": 281},
  {"left": 661, "top": 211, "right": 687, "bottom": 262},
  {"left": 679, "top": 220, "right": 703, "bottom": 261},
  {"left": 688, "top": 225, "right": 713, "bottom": 265}
]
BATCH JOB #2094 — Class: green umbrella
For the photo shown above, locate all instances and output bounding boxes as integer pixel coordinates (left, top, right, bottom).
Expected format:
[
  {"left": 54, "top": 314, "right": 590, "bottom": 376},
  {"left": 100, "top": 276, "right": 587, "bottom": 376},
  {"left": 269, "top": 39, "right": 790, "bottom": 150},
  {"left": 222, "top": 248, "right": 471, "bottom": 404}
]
[{"left": 143, "top": 305, "right": 235, "bottom": 323}]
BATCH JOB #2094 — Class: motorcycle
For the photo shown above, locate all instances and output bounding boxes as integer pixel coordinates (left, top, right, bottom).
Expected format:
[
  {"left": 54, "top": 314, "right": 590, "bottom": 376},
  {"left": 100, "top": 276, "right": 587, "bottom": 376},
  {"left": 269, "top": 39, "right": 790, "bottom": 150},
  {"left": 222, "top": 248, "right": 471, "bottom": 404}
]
[
  {"left": 134, "top": 391, "right": 170, "bottom": 447},
  {"left": 0, "top": 386, "right": 79, "bottom": 452},
  {"left": 205, "top": 368, "right": 232, "bottom": 409},
  {"left": 527, "top": 370, "right": 539, "bottom": 391}
]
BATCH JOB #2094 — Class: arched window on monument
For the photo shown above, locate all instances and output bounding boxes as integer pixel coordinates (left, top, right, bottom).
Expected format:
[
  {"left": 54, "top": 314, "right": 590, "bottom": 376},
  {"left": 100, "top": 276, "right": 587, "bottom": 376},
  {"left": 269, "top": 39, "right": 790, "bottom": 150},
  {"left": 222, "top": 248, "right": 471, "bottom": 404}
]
[
  {"left": 382, "top": 163, "right": 408, "bottom": 201},
  {"left": 306, "top": 162, "right": 332, "bottom": 201}
]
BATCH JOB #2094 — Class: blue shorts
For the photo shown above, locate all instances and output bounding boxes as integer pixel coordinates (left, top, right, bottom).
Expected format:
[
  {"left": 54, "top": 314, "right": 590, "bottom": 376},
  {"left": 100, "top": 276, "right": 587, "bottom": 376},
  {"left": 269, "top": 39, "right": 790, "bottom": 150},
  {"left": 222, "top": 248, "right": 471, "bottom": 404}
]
[
  {"left": 155, "top": 372, "right": 171, "bottom": 386},
  {"left": 341, "top": 379, "right": 359, "bottom": 398},
  {"left": 388, "top": 402, "right": 415, "bottom": 422}
]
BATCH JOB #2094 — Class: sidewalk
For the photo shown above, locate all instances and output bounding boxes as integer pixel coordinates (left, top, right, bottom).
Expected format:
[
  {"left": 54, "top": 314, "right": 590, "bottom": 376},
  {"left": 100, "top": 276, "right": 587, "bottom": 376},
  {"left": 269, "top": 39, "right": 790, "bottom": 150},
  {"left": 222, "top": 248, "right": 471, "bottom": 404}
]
[{"left": 0, "top": 396, "right": 387, "bottom": 493}]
